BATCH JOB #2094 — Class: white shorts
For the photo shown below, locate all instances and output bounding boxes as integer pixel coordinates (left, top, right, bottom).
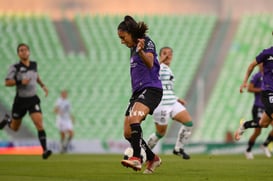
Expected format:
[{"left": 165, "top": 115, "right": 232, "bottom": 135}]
[
  {"left": 56, "top": 119, "right": 73, "bottom": 132},
  {"left": 153, "top": 101, "right": 186, "bottom": 125}
]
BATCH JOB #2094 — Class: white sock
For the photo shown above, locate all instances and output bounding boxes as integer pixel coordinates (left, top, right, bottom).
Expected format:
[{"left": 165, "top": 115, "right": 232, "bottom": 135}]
[
  {"left": 147, "top": 133, "right": 160, "bottom": 149},
  {"left": 174, "top": 125, "right": 192, "bottom": 151}
]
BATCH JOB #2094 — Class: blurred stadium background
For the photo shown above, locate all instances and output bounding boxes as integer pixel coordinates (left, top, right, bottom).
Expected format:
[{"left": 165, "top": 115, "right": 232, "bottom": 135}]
[{"left": 0, "top": 0, "right": 273, "bottom": 155}]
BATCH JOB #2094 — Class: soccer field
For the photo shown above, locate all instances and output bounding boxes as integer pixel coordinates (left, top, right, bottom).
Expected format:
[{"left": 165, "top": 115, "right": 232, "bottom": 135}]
[{"left": 0, "top": 154, "right": 272, "bottom": 181}]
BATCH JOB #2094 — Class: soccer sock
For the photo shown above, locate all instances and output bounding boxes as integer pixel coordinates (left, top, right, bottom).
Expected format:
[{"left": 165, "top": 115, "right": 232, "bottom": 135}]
[
  {"left": 174, "top": 125, "right": 192, "bottom": 151},
  {"left": 126, "top": 137, "right": 132, "bottom": 145},
  {"left": 38, "top": 130, "right": 47, "bottom": 151},
  {"left": 0, "top": 114, "right": 11, "bottom": 129},
  {"left": 130, "top": 123, "right": 142, "bottom": 158},
  {"left": 64, "top": 136, "right": 72, "bottom": 150},
  {"left": 246, "top": 141, "right": 255, "bottom": 152},
  {"left": 244, "top": 120, "right": 260, "bottom": 128},
  {"left": 66, "top": 136, "right": 72, "bottom": 146},
  {"left": 141, "top": 138, "right": 155, "bottom": 161},
  {"left": 263, "top": 135, "right": 273, "bottom": 146},
  {"left": 147, "top": 132, "right": 163, "bottom": 149}
]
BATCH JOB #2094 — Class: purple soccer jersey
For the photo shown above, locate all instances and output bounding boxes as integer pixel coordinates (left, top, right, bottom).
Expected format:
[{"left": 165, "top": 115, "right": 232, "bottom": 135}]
[
  {"left": 250, "top": 72, "right": 264, "bottom": 108},
  {"left": 130, "top": 36, "right": 162, "bottom": 93},
  {"left": 256, "top": 46, "right": 273, "bottom": 91}
]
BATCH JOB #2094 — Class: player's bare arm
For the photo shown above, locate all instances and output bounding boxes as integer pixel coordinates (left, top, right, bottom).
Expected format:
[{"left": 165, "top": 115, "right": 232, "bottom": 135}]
[
  {"left": 240, "top": 60, "right": 257, "bottom": 93},
  {"left": 37, "top": 75, "right": 48, "bottom": 97},
  {"left": 137, "top": 39, "right": 154, "bottom": 69}
]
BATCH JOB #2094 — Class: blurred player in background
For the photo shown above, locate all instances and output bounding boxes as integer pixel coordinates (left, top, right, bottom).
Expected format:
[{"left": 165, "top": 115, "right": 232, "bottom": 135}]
[
  {"left": 235, "top": 32, "right": 273, "bottom": 153},
  {"left": 0, "top": 43, "right": 52, "bottom": 159},
  {"left": 117, "top": 15, "right": 163, "bottom": 174},
  {"left": 147, "top": 47, "right": 193, "bottom": 160},
  {"left": 239, "top": 64, "right": 273, "bottom": 159},
  {"left": 54, "top": 90, "right": 74, "bottom": 153}
]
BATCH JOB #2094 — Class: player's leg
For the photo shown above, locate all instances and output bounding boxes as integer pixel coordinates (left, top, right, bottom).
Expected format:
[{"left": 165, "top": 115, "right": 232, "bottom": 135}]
[
  {"left": 122, "top": 88, "right": 162, "bottom": 173},
  {"left": 245, "top": 128, "right": 261, "bottom": 159},
  {"left": 63, "top": 129, "right": 74, "bottom": 152},
  {"left": 235, "top": 113, "right": 271, "bottom": 141},
  {"left": 0, "top": 100, "right": 25, "bottom": 131},
  {"left": 0, "top": 114, "right": 11, "bottom": 129},
  {"left": 147, "top": 123, "right": 167, "bottom": 149},
  {"left": 172, "top": 102, "right": 193, "bottom": 159},
  {"left": 147, "top": 107, "right": 169, "bottom": 149},
  {"left": 245, "top": 106, "right": 263, "bottom": 159},
  {"left": 121, "top": 102, "right": 149, "bottom": 171},
  {"left": 261, "top": 128, "right": 273, "bottom": 158},
  {"left": 0, "top": 115, "right": 22, "bottom": 131},
  {"left": 60, "top": 131, "right": 66, "bottom": 153},
  {"left": 30, "top": 111, "right": 52, "bottom": 159}
]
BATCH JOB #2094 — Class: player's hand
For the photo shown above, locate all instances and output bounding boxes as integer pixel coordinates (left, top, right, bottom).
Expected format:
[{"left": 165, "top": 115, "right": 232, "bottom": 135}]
[
  {"left": 42, "top": 86, "right": 49, "bottom": 97},
  {"left": 178, "top": 98, "right": 187, "bottom": 105},
  {"left": 136, "top": 38, "right": 145, "bottom": 52},
  {"left": 160, "top": 55, "right": 169, "bottom": 63},
  {"left": 239, "top": 83, "right": 247, "bottom": 93}
]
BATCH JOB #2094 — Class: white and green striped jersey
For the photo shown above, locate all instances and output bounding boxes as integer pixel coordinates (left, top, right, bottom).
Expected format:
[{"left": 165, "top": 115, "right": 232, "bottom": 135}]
[{"left": 159, "top": 63, "right": 177, "bottom": 106}]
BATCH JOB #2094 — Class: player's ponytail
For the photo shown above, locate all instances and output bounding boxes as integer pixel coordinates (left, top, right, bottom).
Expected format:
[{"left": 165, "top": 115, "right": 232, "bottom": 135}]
[{"left": 118, "top": 15, "right": 148, "bottom": 42}]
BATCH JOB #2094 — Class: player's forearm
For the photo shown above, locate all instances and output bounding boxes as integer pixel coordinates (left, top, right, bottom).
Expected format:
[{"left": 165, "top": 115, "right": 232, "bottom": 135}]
[
  {"left": 5, "top": 79, "right": 16, "bottom": 87},
  {"left": 37, "top": 76, "right": 46, "bottom": 88},
  {"left": 138, "top": 50, "right": 154, "bottom": 68}
]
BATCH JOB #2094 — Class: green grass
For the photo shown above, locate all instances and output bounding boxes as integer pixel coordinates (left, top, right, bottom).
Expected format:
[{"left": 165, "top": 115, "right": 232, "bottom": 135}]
[{"left": 0, "top": 154, "right": 272, "bottom": 181}]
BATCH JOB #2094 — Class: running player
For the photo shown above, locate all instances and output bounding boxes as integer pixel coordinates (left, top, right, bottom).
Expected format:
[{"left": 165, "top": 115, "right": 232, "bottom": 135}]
[
  {"left": 239, "top": 64, "right": 273, "bottom": 159},
  {"left": 147, "top": 47, "right": 193, "bottom": 160},
  {"left": 117, "top": 15, "right": 163, "bottom": 174},
  {"left": 0, "top": 43, "right": 52, "bottom": 159},
  {"left": 235, "top": 32, "right": 273, "bottom": 150},
  {"left": 54, "top": 90, "right": 74, "bottom": 153}
]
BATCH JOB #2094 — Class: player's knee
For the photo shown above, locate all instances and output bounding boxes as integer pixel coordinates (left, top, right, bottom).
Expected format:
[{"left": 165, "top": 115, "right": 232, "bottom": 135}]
[
  {"left": 259, "top": 121, "right": 269, "bottom": 128},
  {"left": 156, "top": 130, "right": 166, "bottom": 137},
  {"left": 11, "top": 126, "right": 20, "bottom": 132},
  {"left": 124, "top": 132, "right": 131, "bottom": 140}
]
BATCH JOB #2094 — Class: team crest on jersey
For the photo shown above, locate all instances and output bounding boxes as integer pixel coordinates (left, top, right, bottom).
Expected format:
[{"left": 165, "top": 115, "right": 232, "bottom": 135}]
[
  {"left": 130, "top": 57, "right": 137, "bottom": 68},
  {"left": 20, "top": 67, "right": 27, "bottom": 72},
  {"left": 35, "top": 104, "right": 40, "bottom": 111},
  {"left": 267, "top": 56, "right": 273, "bottom": 61},
  {"left": 269, "top": 96, "right": 273, "bottom": 103},
  {"left": 146, "top": 40, "right": 154, "bottom": 50}
]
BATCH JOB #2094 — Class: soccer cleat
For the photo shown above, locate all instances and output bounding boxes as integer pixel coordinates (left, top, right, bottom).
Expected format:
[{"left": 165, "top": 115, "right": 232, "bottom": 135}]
[
  {"left": 42, "top": 150, "right": 52, "bottom": 160},
  {"left": 244, "top": 151, "right": 254, "bottom": 160},
  {"left": 261, "top": 145, "right": 272, "bottom": 158},
  {"left": 143, "top": 155, "right": 161, "bottom": 174},
  {"left": 0, "top": 114, "right": 10, "bottom": 129},
  {"left": 234, "top": 118, "right": 246, "bottom": 141},
  {"left": 173, "top": 148, "right": 190, "bottom": 160},
  {"left": 121, "top": 157, "right": 142, "bottom": 171}
]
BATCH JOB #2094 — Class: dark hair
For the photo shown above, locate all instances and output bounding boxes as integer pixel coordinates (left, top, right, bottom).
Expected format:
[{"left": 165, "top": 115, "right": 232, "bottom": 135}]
[
  {"left": 17, "top": 43, "right": 30, "bottom": 53},
  {"left": 117, "top": 15, "right": 148, "bottom": 42},
  {"left": 159, "top": 46, "right": 173, "bottom": 56}
]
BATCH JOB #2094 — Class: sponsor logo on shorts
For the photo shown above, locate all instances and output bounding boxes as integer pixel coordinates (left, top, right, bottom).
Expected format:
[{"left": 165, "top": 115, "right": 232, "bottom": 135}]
[
  {"left": 269, "top": 96, "right": 273, "bottom": 103},
  {"left": 35, "top": 104, "right": 40, "bottom": 111}
]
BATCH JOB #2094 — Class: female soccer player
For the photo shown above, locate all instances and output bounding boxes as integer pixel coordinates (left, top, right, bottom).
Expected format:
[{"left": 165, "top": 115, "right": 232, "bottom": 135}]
[
  {"left": 117, "top": 15, "right": 163, "bottom": 174},
  {"left": 237, "top": 64, "right": 273, "bottom": 159},
  {"left": 235, "top": 32, "right": 273, "bottom": 147},
  {"left": 54, "top": 90, "right": 74, "bottom": 153},
  {"left": 147, "top": 47, "right": 193, "bottom": 160},
  {"left": 0, "top": 43, "right": 52, "bottom": 159}
]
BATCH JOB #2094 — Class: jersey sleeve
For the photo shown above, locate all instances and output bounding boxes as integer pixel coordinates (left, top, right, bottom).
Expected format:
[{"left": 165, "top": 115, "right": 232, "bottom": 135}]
[
  {"left": 144, "top": 38, "right": 156, "bottom": 53},
  {"left": 256, "top": 49, "right": 268, "bottom": 64},
  {"left": 5, "top": 64, "right": 16, "bottom": 80}
]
